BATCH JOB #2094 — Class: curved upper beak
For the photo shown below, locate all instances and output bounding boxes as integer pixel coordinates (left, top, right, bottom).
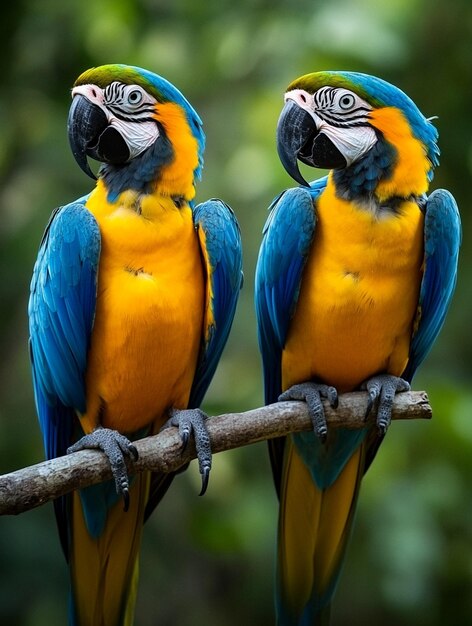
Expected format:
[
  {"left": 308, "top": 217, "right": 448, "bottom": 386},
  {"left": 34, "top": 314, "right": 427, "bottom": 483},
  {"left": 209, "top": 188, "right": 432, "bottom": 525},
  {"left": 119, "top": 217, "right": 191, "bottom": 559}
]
[
  {"left": 276, "top": 99, "right": 318, "bottom": 187},
  {"left": 67, "top": 94, "right": 109, "bottom": 180}
]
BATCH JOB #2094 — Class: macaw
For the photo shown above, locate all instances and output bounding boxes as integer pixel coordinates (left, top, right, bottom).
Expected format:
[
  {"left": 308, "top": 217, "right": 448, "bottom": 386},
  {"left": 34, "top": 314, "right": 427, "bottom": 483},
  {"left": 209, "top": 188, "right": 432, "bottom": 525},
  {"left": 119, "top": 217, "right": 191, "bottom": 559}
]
[
  {"left": 255, "top": 71, "right": 460, "bottom": 625},
  {"left": 28, "top": 64, "right": 243, "bottom": 626}
]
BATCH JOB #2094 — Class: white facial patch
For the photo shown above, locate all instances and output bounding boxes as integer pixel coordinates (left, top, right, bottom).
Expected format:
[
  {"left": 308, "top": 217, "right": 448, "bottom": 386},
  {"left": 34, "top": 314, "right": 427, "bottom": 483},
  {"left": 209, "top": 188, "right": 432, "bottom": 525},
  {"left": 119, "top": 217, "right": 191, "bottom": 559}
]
[
  {"left": 108, "top": 116, "right": 159, "bottom": 160},
  {"left": 317, "top": 122, "right": 377, "bottom": 166}
]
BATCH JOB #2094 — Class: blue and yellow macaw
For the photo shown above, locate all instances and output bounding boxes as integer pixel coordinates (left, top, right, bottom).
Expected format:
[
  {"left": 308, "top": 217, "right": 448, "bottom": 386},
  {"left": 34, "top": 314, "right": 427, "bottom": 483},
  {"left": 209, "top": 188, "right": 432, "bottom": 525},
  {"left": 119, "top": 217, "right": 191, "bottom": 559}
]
[
  {"left": 255, "top": 71, "right": 460, "bottom": 624},
  {"left": 28, "top": 64, "right": 243, "bottom": 626}
]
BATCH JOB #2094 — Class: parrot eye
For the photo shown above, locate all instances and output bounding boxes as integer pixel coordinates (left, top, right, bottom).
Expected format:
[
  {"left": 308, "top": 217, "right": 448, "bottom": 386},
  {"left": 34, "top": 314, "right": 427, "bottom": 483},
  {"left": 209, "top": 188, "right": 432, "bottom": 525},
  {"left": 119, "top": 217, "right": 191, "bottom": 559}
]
[
  {"left": 338, "top": 93, "right": 356, "bottom": 110},
  {"left": 127, "top": 89, "right": 143, "bottom": 106}
]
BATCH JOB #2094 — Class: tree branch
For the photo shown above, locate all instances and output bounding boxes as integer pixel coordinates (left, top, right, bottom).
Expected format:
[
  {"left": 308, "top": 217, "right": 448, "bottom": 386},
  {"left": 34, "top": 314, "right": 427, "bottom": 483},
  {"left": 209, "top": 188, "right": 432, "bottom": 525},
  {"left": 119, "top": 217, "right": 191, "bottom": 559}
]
[{"left": 0, "top": 391, "right": 431, "bottom": 516}]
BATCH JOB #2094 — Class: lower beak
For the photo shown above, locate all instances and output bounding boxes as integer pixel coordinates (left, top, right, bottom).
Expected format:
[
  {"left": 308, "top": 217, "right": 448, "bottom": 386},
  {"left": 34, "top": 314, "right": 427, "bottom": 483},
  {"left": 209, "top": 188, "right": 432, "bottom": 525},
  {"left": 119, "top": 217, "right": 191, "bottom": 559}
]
[{"left": 276, "top": 100, "right": 318, "bottom": 186}]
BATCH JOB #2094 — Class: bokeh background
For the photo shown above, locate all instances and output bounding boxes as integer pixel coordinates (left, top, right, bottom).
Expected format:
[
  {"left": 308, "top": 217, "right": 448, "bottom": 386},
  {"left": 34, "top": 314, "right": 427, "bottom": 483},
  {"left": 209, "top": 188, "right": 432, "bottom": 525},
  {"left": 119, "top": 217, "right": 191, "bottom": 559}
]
[{"left": 0, "top": 0, "right": 471, "bottom": 624}]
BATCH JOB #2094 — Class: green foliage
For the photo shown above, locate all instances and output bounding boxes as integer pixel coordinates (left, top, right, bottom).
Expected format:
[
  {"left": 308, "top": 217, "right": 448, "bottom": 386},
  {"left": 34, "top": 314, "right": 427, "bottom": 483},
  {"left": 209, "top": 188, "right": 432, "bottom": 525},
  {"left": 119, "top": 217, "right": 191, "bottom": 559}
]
[{"left": 0, "top": 0, "right": 471, "bottom": 624}]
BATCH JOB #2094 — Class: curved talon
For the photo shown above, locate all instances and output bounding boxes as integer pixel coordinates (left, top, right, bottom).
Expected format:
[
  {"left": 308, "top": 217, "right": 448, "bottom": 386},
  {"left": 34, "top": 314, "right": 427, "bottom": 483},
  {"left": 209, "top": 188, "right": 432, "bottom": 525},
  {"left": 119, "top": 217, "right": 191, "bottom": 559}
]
[
  {"left": 377, "top": 421, "right": 388, "bottom": 437},
  {"left": 162, "top": 407, "right": 212, "bottom": 495},
  {"left": 122, "top": 487, "right": 130, "bottom": 512},
  {"left": 180, "top": 429, "right": 189, "bottom": 451},
  {"left": 128, "top": 444, "right": 139, "bottom": 462},
  {"left": 199, "top": 465, "right": 211, "bottom": 496},
  {"left": 330, "top": 387, "right": 339, "bottom": 410}
]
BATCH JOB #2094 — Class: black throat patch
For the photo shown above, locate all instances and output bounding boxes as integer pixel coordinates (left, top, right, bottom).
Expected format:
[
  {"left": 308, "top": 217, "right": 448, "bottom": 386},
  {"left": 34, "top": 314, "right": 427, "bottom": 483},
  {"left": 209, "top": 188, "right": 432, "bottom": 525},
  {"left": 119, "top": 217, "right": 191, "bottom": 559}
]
[{"left": 333, "top": 134, "right": 397, "bottom": 202}]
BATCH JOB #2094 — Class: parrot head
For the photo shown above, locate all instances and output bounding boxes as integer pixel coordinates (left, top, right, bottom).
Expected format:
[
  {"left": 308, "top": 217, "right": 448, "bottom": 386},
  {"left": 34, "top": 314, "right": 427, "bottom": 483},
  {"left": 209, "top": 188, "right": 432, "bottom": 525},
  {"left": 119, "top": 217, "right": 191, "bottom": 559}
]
[
  {"left": 277, "top": 71, "right": 439, "bottom": 198},
  {"left": 68, "top": 64, "right": 205, "bottom": 200}
]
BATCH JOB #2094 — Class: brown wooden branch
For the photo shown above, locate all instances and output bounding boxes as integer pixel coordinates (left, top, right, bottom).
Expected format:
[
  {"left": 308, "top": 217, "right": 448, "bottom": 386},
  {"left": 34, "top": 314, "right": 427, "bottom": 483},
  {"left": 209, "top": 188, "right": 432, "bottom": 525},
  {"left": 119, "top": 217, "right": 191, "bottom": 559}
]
[{"left": 0, "top": 391, "right": 431, "bottom": 516}]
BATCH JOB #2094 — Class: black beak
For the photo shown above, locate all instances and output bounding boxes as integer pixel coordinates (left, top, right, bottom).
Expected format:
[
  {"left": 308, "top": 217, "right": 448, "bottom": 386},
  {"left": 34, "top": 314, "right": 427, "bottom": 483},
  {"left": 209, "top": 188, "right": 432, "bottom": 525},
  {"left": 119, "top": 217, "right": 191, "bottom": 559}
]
[
  {"left": 67, "top": 95, "right": 109, "bottom": 179},
  {"left": 277, "top": 99, "right": 348, "bottom": 183},
  {"left": 67, "top": 95, "right": 131, "bottom": 180},
  {"left": 276, "top": 100, "right": 318, "bottom": 186}
]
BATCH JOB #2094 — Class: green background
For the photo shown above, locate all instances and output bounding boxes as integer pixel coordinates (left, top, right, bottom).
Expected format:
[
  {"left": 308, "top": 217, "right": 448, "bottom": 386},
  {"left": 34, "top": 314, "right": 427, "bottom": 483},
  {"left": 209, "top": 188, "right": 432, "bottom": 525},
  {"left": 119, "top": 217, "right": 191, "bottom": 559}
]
[{"left": 0, "top": 0, "right": 471, "bottom": 624}]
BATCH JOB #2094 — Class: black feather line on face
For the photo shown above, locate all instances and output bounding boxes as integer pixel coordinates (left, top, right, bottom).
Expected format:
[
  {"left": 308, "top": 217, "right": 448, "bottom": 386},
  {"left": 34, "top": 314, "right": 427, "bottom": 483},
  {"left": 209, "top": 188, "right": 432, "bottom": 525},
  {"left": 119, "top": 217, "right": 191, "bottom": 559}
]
[
  {"left": 316, "top": 110, "right": 371, "bottom": 127},
  {"left": 105, "top": 109, "right": 156, "bottom": 124}
]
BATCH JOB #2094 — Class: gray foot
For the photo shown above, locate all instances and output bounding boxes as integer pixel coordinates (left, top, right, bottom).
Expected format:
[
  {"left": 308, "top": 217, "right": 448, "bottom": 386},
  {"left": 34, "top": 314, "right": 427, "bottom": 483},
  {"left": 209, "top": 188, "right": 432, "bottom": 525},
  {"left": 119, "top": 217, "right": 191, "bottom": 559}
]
[
  {"left": 361, "top": 374, "right": 410, "bottom": 435},
  {"left": 163, "top": 408, "right": 211, "bottom": 496},
  {"left": 67, "top": 427, "right": 138, "bottom": 511},
  {"left": 278, "top": 382, "right": 338, "bottom": 442}
]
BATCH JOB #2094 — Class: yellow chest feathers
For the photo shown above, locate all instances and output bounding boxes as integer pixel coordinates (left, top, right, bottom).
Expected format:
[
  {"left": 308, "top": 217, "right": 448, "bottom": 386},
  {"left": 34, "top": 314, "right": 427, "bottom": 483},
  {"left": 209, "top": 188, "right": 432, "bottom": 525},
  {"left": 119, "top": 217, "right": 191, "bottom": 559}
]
[
  {"left": 283, "top": 182, "right": 424, "bottom": 391},
  {"left": 86, "top": 182, "right": 200, "bottom": 270},
  {"left": 81, "top": 184, "right": 205, "bottom": 433}
]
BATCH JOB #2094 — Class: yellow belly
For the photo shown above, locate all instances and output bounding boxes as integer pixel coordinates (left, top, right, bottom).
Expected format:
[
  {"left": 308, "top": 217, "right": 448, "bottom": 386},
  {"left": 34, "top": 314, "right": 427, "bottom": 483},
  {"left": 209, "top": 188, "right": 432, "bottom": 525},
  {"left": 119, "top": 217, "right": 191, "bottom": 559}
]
[
  {"left": 282, "top": 181, "right": 424, "bottom": 393},
  {"left": 80, "top": 184, "right": 204, "bottom": 434}
]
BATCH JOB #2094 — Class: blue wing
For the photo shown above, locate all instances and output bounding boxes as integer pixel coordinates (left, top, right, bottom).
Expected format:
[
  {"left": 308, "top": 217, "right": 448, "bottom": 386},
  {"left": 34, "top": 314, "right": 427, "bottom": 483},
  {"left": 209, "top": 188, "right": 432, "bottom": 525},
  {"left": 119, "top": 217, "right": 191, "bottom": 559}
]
[
  {"left": 402, "top": 189, "right": 461, "bottom": 382},
  {"left": 189, "top": 198, "right": 243, "bottom": 407},
  {"left": 28, "top": 199, "right": 100, "bottom": 554},
  {"left": 255, "top": 181, "right": 323, "bottom": 491},
  {"left": 255, "top": 180, "right": 325, "bottom": 406}
]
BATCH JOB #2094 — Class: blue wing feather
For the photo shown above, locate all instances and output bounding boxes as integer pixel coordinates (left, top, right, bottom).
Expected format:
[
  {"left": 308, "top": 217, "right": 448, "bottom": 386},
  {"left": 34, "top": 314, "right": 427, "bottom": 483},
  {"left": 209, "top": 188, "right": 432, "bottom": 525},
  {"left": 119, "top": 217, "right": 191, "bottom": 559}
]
[
  {"left": 28, "top": 199, "right": 100, "bottom": 556},
  {"left": 255, "top": 182, "right": 323, "bottom": 405},
  {"left": 189, "top": 199, "right": 243, "bottom": 407},
  {"left": 255, "top": 183, "right": 321, "bottom": 493},
  {"left": 29, "top": 199, "right": 100, "bottom": 427},
  {"left": 402, "top": 189, "right": 461, "bottom": 381}
]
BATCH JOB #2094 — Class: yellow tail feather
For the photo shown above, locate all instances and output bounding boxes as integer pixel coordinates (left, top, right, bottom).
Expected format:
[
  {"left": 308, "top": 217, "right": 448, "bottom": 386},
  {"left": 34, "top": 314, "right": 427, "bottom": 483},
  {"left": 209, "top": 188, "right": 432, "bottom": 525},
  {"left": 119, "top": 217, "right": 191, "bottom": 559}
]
[
  {"left": 70, "top": 472, "right": 150, "bottom": 626},
  {"left": 277, "top": 438, "right": 364, "bottom": 623}
]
